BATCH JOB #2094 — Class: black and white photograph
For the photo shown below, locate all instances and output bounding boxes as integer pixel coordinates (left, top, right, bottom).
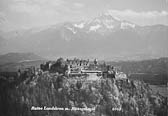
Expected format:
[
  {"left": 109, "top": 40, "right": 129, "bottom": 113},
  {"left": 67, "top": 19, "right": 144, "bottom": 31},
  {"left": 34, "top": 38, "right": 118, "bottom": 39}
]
[{"left": 0, "top": 0, "right": 168, "bottom": 116}]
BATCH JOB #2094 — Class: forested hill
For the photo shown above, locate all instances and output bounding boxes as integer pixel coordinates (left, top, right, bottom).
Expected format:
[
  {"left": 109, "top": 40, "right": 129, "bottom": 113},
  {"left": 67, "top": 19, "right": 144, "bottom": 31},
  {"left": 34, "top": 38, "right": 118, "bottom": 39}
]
[
  {"left": 108, "top": 57, "right": 168, "bottom": 75},
  {"left": 0, "top": 73, "right": 167, "bottom": 116},
  {"left": 106, "top": 57, "right": 168, "bottom": 85},
  {"left": 0, "top": 52, "right": 45, "bottom": 65}
]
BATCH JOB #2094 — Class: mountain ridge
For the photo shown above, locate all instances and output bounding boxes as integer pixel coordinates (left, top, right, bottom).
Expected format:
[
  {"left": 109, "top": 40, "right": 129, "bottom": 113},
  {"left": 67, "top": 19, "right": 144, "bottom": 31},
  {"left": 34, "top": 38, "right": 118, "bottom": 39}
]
[
  {"left": 0, "top": 12, "right": 168, "bottom": 60},
  {"left": 0, "top": 52, "right": 45, "bottom": 65}
]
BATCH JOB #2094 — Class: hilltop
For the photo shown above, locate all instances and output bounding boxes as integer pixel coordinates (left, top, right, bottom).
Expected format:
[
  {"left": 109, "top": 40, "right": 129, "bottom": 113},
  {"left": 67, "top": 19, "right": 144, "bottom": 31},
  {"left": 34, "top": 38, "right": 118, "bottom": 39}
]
[
  {"left": 0, "top": 72, "right": 167, "bottom": 116},
  {"left": 0, "top": 57, "right": 167, "bottom": 116}
]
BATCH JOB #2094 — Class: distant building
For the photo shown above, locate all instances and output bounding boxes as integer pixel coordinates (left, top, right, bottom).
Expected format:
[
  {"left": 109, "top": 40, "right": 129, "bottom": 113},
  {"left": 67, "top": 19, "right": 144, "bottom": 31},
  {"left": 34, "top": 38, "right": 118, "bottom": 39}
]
[
  {"left": 66, "top": 59, "right": 89, "bottom": 68},
  {"left": 66, "top": 58, "right": 103, "bottom": 76},
  {"left": 94, "top": 59, "right": 98, "bottom": 65}
]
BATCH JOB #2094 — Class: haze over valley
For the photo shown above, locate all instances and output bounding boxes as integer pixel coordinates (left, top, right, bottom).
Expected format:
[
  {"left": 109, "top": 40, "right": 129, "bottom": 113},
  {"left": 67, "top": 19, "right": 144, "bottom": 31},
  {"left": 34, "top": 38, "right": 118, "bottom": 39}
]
[
  {"left": 0, "top": 1, "right": 168, "bottom": 116},
  {"left": 0, "top": 12, "right": 168, "bottom": 61}
]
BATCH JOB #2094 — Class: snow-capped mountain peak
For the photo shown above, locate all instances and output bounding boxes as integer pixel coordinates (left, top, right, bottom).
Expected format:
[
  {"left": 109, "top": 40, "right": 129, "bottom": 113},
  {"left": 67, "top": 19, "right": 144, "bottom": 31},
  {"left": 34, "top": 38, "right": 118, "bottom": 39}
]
[
  {"left": 89, "top": 24, "right": 101, "bottom": 32},
  {"left": 66, "top": 26, "right": 77, "bottom": 34},
  {"left": 85, "top": 12, "right": 123, "bottom": 32},
  {"left": 103, "top": 11, "right": 121, "bottom": 21},
  {"left": 121, "top": 22, "right": 136, "bottom": 29},
  {"left": 74, "top": 22, "right": 85, "bottom": 29},
  {"left": 62, "top": 11, "right": 137, "bottom": 35}
]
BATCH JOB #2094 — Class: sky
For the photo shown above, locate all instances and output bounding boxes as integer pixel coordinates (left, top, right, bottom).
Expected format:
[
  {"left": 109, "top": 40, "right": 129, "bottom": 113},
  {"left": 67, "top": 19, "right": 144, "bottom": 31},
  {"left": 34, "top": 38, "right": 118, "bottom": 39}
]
[{"left": 0, "top": 0, "right": 168, "bottom": 31}]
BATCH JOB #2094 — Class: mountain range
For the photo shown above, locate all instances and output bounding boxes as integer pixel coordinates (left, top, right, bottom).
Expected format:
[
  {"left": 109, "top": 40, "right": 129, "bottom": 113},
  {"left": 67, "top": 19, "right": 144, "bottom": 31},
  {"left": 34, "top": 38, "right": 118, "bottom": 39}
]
[{"left": 0, "top": 11, "right": 168, "bottom": 60}]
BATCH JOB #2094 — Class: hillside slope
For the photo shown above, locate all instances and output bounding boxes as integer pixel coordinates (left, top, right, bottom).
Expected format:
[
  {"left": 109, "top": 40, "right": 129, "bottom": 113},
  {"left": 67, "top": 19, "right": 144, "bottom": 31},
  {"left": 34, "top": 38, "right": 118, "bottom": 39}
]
[
  {"left": 0, "top": 52, "right": 45, "bottom": 65},
  {"left": 0, "top": 73, "right": 167, "bottom": 116}
]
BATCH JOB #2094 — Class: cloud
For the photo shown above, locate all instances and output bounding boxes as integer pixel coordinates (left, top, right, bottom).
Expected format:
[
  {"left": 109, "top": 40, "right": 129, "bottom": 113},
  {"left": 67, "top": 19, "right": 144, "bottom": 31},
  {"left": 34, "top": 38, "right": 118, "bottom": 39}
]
[
  {"left": 13, "top": 0, "right": 65, "bottom": 6},
  {"left": 0, "top": 12, "right": 10, "bottom": 25},
  {"left": 13, "top": 0, "right": 27, "bottom": 2},
  {"left": 0, "top": 12, "right": 6, "bottom": 23},
  {"left": 106, "top": 9, "right": 168, "bottom": 25},
  {"left": 10, "top": 0, "right": 66, "bottom": 14},
  {"left": 0, "top": 12, "right": 17, "bottom": 32},
  {"left": 73, "top": 3, "right": 85, "bottom": 8},
  {"left": 10, "top": 2, "right": 41, "bottom": 14},
  {"left": 7, "top": 0, "right": 67, "bottom": 30},
  {"left": 107, "top": 9, "right": 168, "bottom": 18},
  {"left": 9, "top": 0, "right": 83, "bottom": 20}
]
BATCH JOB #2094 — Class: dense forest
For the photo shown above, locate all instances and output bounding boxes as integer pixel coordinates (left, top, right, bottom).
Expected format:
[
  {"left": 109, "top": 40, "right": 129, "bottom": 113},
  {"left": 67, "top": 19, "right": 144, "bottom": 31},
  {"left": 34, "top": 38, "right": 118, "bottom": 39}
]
[
  {"left": 108, "top": 57, "right": 168, "bottom": 85},
  {"left": 0, "top": 73, "right": 167, "bottom": 116}
]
